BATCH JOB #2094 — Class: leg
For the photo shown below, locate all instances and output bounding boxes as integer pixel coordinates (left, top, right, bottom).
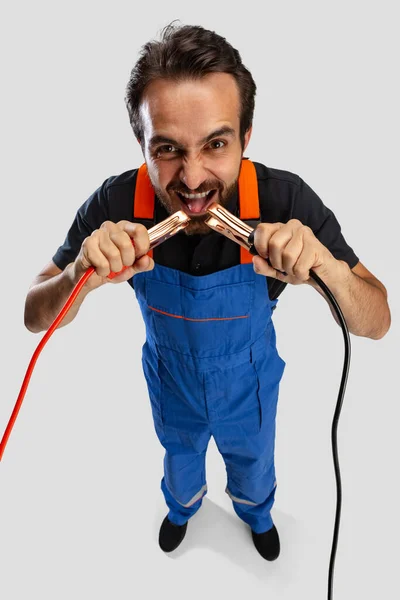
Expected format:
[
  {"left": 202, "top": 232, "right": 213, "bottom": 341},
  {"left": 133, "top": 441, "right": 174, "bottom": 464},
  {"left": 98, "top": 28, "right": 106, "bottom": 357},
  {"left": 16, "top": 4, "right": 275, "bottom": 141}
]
[
  {"left": 207, "top": 355, "right": 281, "bottom": 534},
  {"left": 160, "top": 427, "right": 211, "bottom": 525},
  {"left": 215, "top": 426, "right": 278, "bottom": 533},
  {"left": 223, "top": 426, "right": 282, "bottom": 562},
  {"left": 143, "top": 349, "right": 212, "bottom": 525},
  {"left": 213, "top": 397, "right": 282, "bottom": 560}
]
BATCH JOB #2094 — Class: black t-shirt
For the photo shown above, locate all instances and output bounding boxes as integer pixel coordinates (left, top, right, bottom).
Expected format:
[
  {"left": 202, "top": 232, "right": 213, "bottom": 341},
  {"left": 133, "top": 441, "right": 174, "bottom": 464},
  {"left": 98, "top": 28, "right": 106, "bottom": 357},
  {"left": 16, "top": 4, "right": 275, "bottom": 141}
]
[{"left": 52, "top": 161, "right": 359, "bottom": 300}]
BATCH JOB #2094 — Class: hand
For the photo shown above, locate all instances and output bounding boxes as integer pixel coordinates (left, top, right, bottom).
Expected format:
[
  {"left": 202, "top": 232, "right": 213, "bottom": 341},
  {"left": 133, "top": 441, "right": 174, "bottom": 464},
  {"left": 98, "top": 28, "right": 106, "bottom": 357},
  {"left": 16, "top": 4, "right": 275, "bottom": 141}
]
[
  {"left": 252, "top": 220, "right": 337, "bottom": 285},
  {"left": 73, "top": 220, "right": 154, "bottom": 290}
]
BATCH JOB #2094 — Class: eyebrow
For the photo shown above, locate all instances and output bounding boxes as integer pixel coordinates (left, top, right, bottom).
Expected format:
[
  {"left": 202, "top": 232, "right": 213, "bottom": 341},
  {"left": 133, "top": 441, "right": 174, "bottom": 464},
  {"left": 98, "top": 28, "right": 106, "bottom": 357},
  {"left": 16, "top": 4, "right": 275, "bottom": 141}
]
[{"left": 149, "top": 126, "right": 236, "bottom": 149}]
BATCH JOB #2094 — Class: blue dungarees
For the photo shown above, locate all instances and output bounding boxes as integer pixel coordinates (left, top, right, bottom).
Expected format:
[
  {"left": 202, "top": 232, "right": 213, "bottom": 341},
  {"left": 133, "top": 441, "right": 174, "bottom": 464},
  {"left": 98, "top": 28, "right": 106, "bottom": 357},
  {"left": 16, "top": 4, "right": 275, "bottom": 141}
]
[{"left": 132, "top": 161, "right": 285, "bottom": 534}]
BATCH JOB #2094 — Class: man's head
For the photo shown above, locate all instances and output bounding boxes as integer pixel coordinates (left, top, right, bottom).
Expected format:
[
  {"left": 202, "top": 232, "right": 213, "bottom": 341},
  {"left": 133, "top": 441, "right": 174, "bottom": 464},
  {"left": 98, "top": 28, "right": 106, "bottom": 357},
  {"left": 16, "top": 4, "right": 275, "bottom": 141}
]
[{"left": 125, "top": 23, "right": 256, "bottom": 234}]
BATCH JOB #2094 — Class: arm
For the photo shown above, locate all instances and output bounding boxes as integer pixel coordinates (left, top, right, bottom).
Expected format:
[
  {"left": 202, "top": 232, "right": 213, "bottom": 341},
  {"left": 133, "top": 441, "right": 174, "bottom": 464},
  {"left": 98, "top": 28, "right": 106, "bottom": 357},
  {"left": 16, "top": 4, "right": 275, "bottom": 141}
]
[
  {"left": 306, "top": 260, "right": 390, "bottom": 339},
  {"left": 24, "top": 260, "right": 90, "bottom": 333},
  {"left": 252, "top": 221, "right": 391, "bottom": 340}
]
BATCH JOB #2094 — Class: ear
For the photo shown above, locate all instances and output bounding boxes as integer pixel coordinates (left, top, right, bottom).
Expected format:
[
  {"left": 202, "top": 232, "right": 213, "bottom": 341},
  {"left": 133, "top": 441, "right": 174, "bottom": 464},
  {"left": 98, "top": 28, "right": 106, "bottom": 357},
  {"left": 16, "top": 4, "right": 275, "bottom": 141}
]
[{"left": 243, "top": 126, "right": 252, "bottom": 152}]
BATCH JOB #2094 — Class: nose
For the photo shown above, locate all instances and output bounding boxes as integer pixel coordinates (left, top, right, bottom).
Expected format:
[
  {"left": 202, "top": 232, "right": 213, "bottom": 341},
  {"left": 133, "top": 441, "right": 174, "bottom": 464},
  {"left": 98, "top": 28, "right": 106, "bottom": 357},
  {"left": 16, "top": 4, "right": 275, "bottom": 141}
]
[{"left": 179, "top": 158, "right": 208, "bottom": 191}]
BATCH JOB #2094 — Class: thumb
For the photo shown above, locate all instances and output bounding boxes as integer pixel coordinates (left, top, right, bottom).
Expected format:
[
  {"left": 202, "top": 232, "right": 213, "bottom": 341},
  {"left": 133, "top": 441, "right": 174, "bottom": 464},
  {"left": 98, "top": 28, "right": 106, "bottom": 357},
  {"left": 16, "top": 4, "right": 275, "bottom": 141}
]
[{"left": 253, "top": 256, "right": 288, "bottom": 281}]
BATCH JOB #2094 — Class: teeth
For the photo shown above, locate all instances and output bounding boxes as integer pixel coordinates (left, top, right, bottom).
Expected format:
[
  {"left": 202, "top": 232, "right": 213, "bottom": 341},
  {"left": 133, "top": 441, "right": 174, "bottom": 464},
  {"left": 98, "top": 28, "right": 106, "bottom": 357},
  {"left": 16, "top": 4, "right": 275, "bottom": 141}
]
[{"left": 180, "top": 191, "right": 211, "bottom": 199}]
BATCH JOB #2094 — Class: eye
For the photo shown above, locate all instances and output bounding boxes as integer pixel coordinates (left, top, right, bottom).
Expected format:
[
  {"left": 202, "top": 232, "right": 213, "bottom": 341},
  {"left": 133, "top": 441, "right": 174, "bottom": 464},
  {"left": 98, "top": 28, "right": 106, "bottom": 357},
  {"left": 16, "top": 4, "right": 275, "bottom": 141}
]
[
  {"left": 208, "top": 140, "right": 226, "bottom": 150},
  {"left": 155, "top": 144, "right": 179, "bottom": 157}
]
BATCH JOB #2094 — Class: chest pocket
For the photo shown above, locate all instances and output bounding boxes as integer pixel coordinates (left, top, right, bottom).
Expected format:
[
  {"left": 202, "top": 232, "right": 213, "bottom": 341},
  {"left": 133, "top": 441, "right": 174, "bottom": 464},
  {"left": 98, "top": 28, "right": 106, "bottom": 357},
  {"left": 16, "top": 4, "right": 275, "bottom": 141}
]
[{"left": 145, "top": 277, "right": 254, "bottom": 359}]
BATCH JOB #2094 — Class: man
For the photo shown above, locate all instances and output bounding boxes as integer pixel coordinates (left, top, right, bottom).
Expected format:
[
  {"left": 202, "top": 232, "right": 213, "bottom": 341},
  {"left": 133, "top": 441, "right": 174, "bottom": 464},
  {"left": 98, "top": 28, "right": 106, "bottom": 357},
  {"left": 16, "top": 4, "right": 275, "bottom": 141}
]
[{"left": 24, "top": 23, "right": 390, "bottom": 560}]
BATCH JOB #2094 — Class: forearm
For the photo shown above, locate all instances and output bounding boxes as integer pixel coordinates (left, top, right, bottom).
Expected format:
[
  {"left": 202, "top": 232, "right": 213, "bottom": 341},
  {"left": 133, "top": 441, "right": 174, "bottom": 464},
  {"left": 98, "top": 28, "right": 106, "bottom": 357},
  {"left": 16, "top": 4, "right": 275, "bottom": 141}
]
[
  {"left": 308, "top": 260, "right": 391, "bottom": 339},
  {"left": 24, "top": 263, "right": 91, "bottom": 333}
]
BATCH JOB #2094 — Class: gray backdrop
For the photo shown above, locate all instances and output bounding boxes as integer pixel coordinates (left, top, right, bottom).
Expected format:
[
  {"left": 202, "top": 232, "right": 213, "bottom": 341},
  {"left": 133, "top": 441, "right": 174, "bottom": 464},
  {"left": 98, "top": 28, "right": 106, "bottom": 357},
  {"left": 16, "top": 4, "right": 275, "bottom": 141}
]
[{"left": 1, "top": 1, "right": 398, "bottom": 599}]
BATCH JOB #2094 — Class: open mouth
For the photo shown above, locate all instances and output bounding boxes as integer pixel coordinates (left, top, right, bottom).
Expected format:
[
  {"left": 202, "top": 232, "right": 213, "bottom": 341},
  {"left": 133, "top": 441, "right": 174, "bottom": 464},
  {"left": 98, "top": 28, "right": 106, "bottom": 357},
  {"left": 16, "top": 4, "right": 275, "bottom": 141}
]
[{"left": 174, "top": 189, "right": 218, "bottom": 215}]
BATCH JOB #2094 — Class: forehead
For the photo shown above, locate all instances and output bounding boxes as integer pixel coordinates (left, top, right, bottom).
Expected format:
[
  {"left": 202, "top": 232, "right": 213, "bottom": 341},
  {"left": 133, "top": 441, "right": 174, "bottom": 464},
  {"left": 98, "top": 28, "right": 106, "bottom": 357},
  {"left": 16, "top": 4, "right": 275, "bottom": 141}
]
[{"left": 139, "top": 73, "right": 241, "bottom": 144}]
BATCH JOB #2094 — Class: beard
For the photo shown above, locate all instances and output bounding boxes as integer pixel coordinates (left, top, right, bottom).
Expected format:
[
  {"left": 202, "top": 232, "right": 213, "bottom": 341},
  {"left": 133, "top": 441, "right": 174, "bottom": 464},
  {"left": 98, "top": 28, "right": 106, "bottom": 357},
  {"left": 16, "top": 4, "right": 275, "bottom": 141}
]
[{"left": 153, "top": 177, "right": 238, "bottom": 235}]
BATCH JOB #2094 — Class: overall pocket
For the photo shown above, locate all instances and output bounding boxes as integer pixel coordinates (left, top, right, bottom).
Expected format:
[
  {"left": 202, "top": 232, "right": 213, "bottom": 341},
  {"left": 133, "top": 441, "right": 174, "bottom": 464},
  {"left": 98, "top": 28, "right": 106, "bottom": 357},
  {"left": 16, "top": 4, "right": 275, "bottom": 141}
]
[
  {"left": 209, "top": 360, "right": 263, "bottom": 438},
  {"left": 252, "top": 333, "right": 286, "bottom": 422},
  {"left": 145, "top": 278, "right": 254, "bottom": 358}
]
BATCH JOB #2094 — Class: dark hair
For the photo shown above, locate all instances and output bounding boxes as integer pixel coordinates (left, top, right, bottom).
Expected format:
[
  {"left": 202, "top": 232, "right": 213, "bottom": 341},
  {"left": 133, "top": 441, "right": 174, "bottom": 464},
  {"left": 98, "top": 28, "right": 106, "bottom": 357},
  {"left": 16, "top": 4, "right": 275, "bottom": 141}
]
[{"left": 125, "top": 22, "right": 256, "bottom": 147}]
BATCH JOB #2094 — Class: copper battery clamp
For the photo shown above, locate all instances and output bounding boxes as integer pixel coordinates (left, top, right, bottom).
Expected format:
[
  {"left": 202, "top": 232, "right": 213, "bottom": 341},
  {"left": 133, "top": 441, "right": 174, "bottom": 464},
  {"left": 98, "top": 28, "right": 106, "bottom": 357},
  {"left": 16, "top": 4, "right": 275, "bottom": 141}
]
[
  {"left": 205, "top": 202, "right": 256, "bottom": 252},
  {"left": 148, "top": 210, "right": 190, "bottom": 249},
  {"left": 205, "top": 202, "right": 285, "bottom": 272}
]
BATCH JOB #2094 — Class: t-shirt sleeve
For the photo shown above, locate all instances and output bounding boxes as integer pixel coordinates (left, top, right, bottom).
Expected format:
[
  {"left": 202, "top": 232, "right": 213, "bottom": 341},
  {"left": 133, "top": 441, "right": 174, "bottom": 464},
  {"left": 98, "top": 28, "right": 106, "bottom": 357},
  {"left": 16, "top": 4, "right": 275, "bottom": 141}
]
[
  {"left": 294, "top": 178, "right": 359, "bottom": 269},
  {"left": 52, "top": 180, "right": 110, "bottom": 270}
]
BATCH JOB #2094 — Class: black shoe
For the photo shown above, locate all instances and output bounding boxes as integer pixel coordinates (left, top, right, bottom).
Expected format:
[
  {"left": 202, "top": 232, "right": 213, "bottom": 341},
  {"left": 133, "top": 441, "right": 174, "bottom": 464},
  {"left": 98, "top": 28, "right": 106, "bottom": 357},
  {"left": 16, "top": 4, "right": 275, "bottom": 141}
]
[
  {"left": 159, "top": 516, "right": 188, "bottom": 552},
  {"left": 251, "top": 524, "right": 280, "bottom": 561}
]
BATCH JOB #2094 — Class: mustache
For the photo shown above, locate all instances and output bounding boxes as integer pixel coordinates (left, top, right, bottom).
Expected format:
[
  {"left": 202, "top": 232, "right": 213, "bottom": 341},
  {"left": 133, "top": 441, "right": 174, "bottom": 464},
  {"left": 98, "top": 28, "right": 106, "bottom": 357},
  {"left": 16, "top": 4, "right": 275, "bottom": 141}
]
[{"left": 167, "top": 181, "right": 222, "bottom": 195}]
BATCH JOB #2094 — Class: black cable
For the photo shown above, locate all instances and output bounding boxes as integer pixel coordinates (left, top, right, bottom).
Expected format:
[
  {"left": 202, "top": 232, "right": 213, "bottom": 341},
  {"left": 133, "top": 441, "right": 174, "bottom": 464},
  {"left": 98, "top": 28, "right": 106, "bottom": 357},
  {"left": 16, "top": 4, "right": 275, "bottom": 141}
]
[
  {"left": 247, "top": 230, "right": 351, "bottom": 600},
  {"left": 308, "top": 269, "right": 351, "bottom": 600}
]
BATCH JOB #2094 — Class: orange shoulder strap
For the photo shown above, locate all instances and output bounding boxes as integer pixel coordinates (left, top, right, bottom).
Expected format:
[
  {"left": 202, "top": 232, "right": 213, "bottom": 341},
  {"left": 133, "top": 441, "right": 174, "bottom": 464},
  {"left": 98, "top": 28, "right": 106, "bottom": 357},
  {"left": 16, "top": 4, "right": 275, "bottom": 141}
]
[
  {"left": 134, "top": 164, "right": 155, "bottom": 219},
  {"left": 238, "top": 159, "right": 260, "bottom": 264},
  {"left": 134, "top": 163, "right": 155, "bottom": 257}
]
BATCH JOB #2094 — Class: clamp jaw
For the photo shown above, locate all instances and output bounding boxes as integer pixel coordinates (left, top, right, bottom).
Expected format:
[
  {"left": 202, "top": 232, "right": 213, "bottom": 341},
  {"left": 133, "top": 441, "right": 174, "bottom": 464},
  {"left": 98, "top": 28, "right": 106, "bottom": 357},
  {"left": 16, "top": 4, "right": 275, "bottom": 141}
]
[{"left": 205, "top": 202, "right": 258, "bottom": 254}]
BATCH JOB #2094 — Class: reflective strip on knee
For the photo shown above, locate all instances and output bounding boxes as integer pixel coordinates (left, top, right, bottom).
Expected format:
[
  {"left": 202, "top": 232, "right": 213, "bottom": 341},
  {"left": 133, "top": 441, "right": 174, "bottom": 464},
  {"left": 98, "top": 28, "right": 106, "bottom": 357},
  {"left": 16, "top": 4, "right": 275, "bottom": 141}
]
[
  {"left": 225, "top": 486, "right": 258, "bottom": 506},
  {"left": 225, "top": 481, "right": 277, "bottom": 506},
  {"left": 177, "top": 484, "right": 208, "bottom": 507}
]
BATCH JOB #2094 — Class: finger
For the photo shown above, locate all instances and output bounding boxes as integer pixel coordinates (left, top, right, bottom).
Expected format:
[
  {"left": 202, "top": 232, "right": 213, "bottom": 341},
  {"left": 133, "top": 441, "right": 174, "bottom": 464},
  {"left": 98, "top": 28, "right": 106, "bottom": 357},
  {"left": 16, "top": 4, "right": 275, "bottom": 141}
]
[
  {"left": 268, "top": 220, "right": 303, "bottom": 272},
  {"left": 117, "top": 221, "right": 150, "bottom": 258},
  {"left": 109, "top": 230, "right": 136, "bottom": 267},
  {"left": 98, "top": 229, "right": 124, "bottom": 274},
  {"left": 108, "top": 254, "right": 154, "bottom": 281},
  {"left": 253, "top": 222, "right": 284, "bottom": 257},
  {"left": 99, "top": 220, "right": 122, "bottom": 233},
  {"left": 252, "top": 255, "right": 288, "bottom": 281},
  {"left": 81, "top": 233, "right": 111, "bottom": 276},
  {"left": 281, "top": 227, "right": 304, "bottom": 276},
  {"left": 132, "top": 254, "right": 154, "bottom": 274},
  {"left": 98, "top": 221, "right": 132, "bottom": 273},
  {"left": 292, "top": 243, "right": 316, "bottom": 281}
]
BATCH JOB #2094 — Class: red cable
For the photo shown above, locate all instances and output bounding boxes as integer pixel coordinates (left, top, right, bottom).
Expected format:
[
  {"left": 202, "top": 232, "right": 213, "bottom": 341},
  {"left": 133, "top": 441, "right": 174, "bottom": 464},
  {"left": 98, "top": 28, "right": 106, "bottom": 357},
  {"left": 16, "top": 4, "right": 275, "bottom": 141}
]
[{"left": 0, "top": 266, "right": 96, "bottom": 461}]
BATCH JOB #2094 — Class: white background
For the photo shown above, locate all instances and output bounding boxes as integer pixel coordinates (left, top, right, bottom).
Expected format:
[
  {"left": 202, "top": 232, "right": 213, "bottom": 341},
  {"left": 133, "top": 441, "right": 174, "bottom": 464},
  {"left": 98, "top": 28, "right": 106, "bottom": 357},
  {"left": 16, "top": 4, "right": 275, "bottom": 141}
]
[{"left": 0, "top": 1, "right": 398, "bottom": 599}]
